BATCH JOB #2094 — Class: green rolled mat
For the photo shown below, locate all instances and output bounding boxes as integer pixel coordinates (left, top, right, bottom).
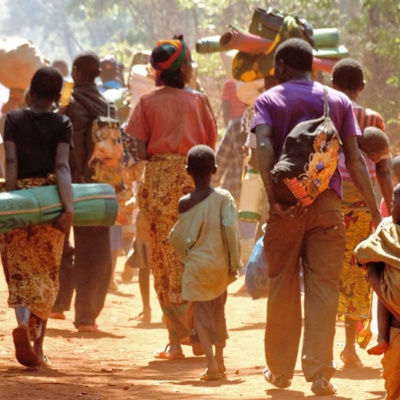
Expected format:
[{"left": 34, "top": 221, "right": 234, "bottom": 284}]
[
  {"left": 196, "top": 35, "right": 224, "bottom": 53},
  {"left": 0, "top": 183, "right": 117, "bottom": 233},
  {"left": 313, "top": 45, "right": 349, "bottom": 59},
  {"left": 313, "top": 28, "right": 340, "bottom": 48}
]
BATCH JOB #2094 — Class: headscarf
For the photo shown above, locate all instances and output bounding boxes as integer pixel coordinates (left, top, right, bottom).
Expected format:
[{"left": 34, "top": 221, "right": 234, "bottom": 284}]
[{"left": 150, "top": 35, "right": 190, "bottom": 87}]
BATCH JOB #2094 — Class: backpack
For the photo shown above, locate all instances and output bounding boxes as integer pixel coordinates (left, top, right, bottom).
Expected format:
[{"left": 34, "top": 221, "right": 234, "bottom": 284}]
[
  {"left": 89, "top": 115, "right": 124, "bottom": 190},
  {"left": 270, "top": 86, "right": 341, "bottom": 207},
  {"left": 232, "top": 8, "right": 314, "bottom": 82}
]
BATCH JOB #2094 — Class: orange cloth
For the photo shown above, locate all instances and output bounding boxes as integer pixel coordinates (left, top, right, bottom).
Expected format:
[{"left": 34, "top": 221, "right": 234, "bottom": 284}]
[
  {"left": 381, "top": 327, "right": 400, "bottom": 400},
  {"left": 125, "top": 86, "right": 217, "bottom": 155}
]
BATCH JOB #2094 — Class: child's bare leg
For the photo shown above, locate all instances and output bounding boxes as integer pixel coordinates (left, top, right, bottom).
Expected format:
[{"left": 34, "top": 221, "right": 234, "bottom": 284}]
[
  {"left": 138, "top": 267, "right": 151, "bottom": 321},
  {"left": 33, "top": 319, "right": 47, "bottom": 363},
  {"left": 368, "top": 300, "right": 390, "bottom": 355},
  {"left": 196, "top": 320, "right": 218, "bottom": 374},
  {"left": 215, "top": 344, "right": 225, "bottom": 374}
]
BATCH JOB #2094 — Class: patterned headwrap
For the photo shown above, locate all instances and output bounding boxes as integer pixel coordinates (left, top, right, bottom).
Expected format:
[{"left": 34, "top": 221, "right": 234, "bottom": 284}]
[{"left": 150, "top": 35, "right": 190, "bottom": 86}]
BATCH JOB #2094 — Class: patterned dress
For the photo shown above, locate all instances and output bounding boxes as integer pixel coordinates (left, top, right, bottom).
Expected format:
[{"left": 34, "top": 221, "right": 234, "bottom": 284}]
[
  {"left": 0, "top": 178, "right": 65, "bottom": 339},
  {"left": 337, "top": 106, "right": 385, "bottom": 348}
]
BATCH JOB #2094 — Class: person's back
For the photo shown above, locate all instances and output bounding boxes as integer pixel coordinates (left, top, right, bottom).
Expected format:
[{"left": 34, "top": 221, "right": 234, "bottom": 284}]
[
  {"left": 251, "top": 38, "right": 381, "bottom": 396},
  {"left": 331, "top": 58, "right": 393, "bottom": 368},
  {"left": 1, "top": 66, "right": 73, "bottom": 367},
  {"left": 169, "top": 144, "right": 241, "bottom": 381},
  {"left": 67, "top": 55, "right": 115, "bottom": 183},
  {"left": 171, "top": 187, "right": 240, "bottom": 301},
  {"left": 127, "top": 86, "right": 216, "bottom": 156},
  {"left": 61, "top": 51, "right": 114, "bottom": 333}
]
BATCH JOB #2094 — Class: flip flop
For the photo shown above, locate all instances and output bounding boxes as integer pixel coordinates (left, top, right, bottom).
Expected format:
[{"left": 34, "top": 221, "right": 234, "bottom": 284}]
[
  {"left": 39, "top": 355, "right": 52, "bottom": 368},
  {"left": 76, "top": 324, "right": 101, "bottom": 333},
  {"left": 200, "top": 369, "right": 223, "bottom": 381},
  {"left": 154, "top": 344, "right": 185, "bottom": 360},
  {"left": 12, "top": 325, "right": 40, "bottom": 368}
]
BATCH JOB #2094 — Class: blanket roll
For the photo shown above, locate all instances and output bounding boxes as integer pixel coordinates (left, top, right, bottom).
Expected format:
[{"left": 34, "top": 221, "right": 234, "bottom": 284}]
[{"left": 0, "top": 183, "right": 117, "bottom": 233}]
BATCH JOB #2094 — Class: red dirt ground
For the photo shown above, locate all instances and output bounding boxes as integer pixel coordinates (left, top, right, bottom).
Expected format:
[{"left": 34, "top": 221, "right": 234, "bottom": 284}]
[{"left": 0, "top": 256, "right": 387, "bottom": 400}]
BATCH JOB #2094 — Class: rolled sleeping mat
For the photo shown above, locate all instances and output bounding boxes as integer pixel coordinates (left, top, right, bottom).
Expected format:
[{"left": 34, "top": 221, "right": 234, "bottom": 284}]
[
  {"left": 313, "top": 45, "right": 349, "bottom": 59},
  {"left": 0, "top": 183, "right": 117, "bottom": 233},
  {"left": 196, "top": 35, "right": 224, "bottom": 54},
  {"left": 313, "top": 28, "right": 340, "bottom": 48}
]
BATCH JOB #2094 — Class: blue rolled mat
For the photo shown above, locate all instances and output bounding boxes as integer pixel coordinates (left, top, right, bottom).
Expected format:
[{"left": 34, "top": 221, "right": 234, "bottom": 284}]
[{"left": 0, "top": 183, "right": 117, "bottom": 233}]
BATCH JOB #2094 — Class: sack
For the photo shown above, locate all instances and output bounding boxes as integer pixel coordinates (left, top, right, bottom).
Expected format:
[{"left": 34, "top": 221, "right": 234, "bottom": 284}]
[
  {"left": 270, "top": 86, "right": 341, "bottom": 207},
  {"left": 244, "top": 236, "right": 268, "bottom": 299},
  {"left": 232, "top": 8, "right": 314, "bottom": 82},
  {"left": 0, "top": 37, "right": 45, "bottom": 89}
]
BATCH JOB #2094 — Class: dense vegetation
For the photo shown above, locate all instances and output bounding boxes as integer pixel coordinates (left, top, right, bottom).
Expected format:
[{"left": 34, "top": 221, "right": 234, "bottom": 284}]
[{"left": 2, "top": 0, "right": 400, "bottom": 146}]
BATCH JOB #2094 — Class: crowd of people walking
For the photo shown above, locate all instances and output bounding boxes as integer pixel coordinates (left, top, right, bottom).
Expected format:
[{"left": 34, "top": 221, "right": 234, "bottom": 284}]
[{"left": 0, "top": 29, "right": 399, "bottom": 400}]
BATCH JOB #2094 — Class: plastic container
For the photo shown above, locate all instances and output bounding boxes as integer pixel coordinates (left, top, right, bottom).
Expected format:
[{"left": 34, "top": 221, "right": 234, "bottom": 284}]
[{"left": 238, "top": 169, "right": 263, "bottom": 222}]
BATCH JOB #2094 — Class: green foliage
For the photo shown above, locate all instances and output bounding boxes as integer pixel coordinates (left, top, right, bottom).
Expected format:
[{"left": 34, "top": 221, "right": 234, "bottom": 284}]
[{"left": 2, "top": 0, "right": 400, "bottom": 147}]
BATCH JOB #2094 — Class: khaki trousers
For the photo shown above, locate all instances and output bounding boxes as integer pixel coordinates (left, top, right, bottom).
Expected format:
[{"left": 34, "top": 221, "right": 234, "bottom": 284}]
[{"left": 264, "top": 190, "right": 345, "bottom": 381}]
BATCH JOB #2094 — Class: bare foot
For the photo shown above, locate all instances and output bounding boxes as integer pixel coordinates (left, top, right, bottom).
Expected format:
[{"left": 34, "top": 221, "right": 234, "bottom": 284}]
[
  {"left": 340, "top": 350, "right": 363, "bottom": 368},
  {"left": 367, "top": 340, "right": 389, "bottom": 355},
  {"left": 129, "top": 309, "right": 151, "bottom": 323}
]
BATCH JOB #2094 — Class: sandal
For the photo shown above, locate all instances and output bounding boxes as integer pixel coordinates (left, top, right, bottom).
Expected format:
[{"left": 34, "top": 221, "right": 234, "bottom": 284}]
[
  {"left": 12, "top": 325, "right": 40, "bottom": 368},
  {"left": 76, "top": 324, "right": 101, "bottom": 333},
  {"left": 154, "top": 344, "right": 185, "bottom": 360},
  {"left": 40, "top": 355, "right": 52, "bottom": 368},
  {"left": 263, "top": 367, "right": 291, "bottom": 389},
  {"left": 311, "top": 376, "right": 337, "bottom": 395},
  {"left": 200, "top": 369, "right": 223, "bottom": 381}
]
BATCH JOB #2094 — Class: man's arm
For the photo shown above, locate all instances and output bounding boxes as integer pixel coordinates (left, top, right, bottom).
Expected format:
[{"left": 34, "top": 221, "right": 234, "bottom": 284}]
[
  {"left": 376, "top": 159, "right": 393, "bottom": 213},
  {"left": 255, "top": 124, "right": 302, "bottom": 217},
  {"left": 342, "top": 135, "right": 382, "bottom": 227},
  {"left": 255, "top": 124, "right": 276, "bottom": 205}
]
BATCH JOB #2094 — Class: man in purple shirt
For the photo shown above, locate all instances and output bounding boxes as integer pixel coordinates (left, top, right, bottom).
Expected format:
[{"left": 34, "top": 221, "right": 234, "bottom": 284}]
[{"left": 251, "top": 39, "right": 381, "bottom": 396}]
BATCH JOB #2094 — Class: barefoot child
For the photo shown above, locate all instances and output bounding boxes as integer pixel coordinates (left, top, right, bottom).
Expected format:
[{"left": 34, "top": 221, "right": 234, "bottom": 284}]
[
  {"left": 355, "top": 183, "right": 400, "bottom": 399},
  {"left": 169, "top": 145, "right": 241, "bottom": 381}
]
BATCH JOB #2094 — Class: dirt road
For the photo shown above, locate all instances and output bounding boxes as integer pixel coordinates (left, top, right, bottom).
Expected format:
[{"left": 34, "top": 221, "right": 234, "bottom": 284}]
[{"left": 0, "top": 256, "right": 386, "bottom": 399}]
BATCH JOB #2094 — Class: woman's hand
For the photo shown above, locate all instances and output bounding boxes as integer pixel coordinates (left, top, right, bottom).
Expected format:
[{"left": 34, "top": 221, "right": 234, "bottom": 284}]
[{"left": 53, "top": 211, "right": 74, "bottom": 234}]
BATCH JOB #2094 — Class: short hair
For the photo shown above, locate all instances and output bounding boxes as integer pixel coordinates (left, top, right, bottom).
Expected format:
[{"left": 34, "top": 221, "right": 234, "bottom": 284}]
[
  {"left": 274, "top": 38, "right": 313, "bottom": 72},
  {"left": 73, "top": 51, "right": 101, "bottom": 81},
  {"left": 30, "top": 66, "right": 63, "bottom": 101},
  {"left": 331, "top": 58, "right": 364, "bottom": 91},
  {"left": 357, "top": 126, "right": 389, "bottom": 155},
  {"left": 392, "top": 156, "right": 400, "bottom": 181},
  {"left": 187, "top": 145, "right": 216, "bottom": 177}
]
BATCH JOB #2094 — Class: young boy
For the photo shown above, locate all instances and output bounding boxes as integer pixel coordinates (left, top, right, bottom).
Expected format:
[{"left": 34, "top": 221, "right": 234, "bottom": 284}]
[
  {"left": 357, "top": 126, "right": 390, "bottom": 164},
  {"left": 169, "top": 145, "right": 241, "bottom": 381},
  {"left": 355, "top": 183, "right": 400, "bottom": 399}
]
